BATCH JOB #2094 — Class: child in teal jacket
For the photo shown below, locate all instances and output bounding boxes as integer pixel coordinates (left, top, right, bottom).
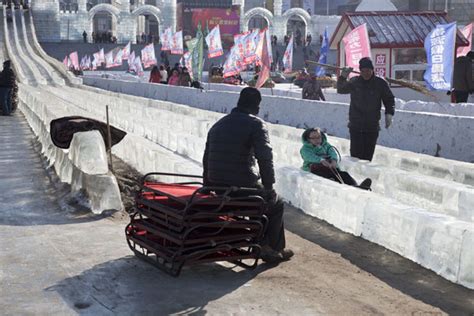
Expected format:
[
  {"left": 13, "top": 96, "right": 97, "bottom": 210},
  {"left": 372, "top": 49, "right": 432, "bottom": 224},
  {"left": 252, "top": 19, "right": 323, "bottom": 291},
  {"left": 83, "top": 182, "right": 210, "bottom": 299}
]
[{"left": 300, "top": 128, "right": 371, "bottom": 190}]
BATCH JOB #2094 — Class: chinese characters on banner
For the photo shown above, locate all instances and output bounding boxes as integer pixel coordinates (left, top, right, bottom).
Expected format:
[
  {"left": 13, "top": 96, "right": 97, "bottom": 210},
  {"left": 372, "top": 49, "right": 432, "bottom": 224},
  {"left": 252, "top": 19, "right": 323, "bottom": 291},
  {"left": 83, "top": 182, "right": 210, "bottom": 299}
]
[
  {"left": 171, "top": 30, "right": 184, "bottom": 55},
  {"left": 374, "top": 53, "right": 386, "bottom": 77},
  {"left": 141, "top": 44, "right": 157, "bottom": 68},
  {"left": 424, "top": 22, "right": 457, "bottom": 91},
  {"left": 282, "top": 35, "right": 293, "bottom": 73},
  {"left": 342, "top": 24, "right": 371, "bottom": 75},
  {"left": 457, "top": 23, "right": 473, "bottom": 57},
  {"left": 205, "top": 25, "right": 224, "bottom": 58}
]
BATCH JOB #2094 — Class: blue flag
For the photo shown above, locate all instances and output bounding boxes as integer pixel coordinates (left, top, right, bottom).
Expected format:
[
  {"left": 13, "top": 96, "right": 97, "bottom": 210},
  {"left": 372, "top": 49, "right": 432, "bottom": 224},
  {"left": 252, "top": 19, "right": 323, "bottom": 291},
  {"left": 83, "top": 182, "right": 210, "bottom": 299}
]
[
  {"left": 424, "top": 22, "right": 457, "bottom": 91},
  {"left": 316, "top": 27, "right": 329, "bottom": 77}
]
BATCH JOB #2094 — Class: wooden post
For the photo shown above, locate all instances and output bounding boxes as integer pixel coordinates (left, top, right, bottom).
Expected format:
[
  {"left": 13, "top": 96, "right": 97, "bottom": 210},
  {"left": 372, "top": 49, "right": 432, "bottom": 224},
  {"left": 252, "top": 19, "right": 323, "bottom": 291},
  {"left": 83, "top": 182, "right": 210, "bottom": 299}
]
[{"left": 106, "top": 105, "right": 114, "bottom": 173}]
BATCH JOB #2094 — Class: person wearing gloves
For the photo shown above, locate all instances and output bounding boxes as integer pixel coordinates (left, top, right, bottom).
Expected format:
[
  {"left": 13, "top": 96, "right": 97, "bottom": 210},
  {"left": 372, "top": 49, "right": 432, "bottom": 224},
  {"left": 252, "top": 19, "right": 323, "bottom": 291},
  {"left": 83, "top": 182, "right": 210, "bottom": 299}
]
[
  {"left": 300, "top": 127, "right": 372, "bottom": 190},
  {"left": 336, "top": 57, "right": 395, "bottom": 161},
  {"left": 203, "top": 87, "right": 293, "bottom": 263}
]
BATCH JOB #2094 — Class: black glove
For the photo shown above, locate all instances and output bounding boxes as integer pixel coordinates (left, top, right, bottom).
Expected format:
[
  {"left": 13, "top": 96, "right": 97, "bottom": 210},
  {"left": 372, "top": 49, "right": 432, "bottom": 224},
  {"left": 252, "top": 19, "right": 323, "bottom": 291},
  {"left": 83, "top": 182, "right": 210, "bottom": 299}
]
[{"left": 263, "top": 188, "right": 278, "bottom": 204}]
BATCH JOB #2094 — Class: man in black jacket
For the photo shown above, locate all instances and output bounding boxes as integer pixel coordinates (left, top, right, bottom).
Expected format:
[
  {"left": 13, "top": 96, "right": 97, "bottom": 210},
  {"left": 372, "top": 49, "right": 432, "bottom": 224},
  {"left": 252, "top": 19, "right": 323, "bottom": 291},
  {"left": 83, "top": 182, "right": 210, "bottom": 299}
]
[
  {"left": 203, "top": 87, "right": 293, "bottom": 263},
  {"left": 337, "top": 57, "right": 395, "bottom": 161},
  {"left": 0, "top": 60, "right": 16, "bottom": 116}
]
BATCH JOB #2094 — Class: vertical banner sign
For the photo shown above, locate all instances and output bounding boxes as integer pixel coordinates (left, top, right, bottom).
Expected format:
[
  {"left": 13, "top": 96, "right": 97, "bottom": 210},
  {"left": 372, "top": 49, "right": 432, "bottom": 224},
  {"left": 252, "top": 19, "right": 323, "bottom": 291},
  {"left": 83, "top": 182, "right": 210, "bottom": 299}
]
[
  {"left": 424, "top": 22, "right": 457, "bottom": 91},
  {"left": 316, "top": 27, "right": 328, "bottom": 76},
  {"left": 255, "top": 30, "right": 271, "bottom": 89},
  {"left": 99, "top": 48, "right": 105, "bottom": 63},
  {"left": 282, "top": 35, "right": 293, "bottom": 73},
  {"left": 134, "top": 56, "right": 144, "bottom": 76},
  {"left": 374, "top": 53, "right": 387, "bottom": 77},
  {"left": 105, "top": 50, "right": 115, "bottom": 68},
  {"left": 457, "top": 23, "right": 473, "bottom": 57},
  {"left": 266, "top": 28, "right": 273, "bottom": 64},
  {"left": 161, "top": 27, "right": 172, "bottom": 51},
  {"left": 193, "top": 25, "right": 205, "bottom": 82},
  {"left": 122, "top": 42, "right": 131, "bottom": 60},
  {"left": 183, "top": 52, "right": 193, "bottom": 79},
  {"left": 171, "top": 31, "right": 184, "bottom": 55},
  {"left": 63, "top": 56, "right": 69, "bottom": 68},
  {"left": 342, "top": 23, "right": 371, "bottom": 75},
  {"left": 113, "top": 48, "right": 123, "bottom": 67},
  {"left": 141, "top": 44, "right": 157, "bottom": 68},
  {"left": 128, "top": 51, "right": 136, "bottom": 73},
  {"left": 69, "top": 51, "right": 79, "bottom": 70},
  {"left": 234, "top": 32, "right": 249, "bottom": 70},
  {"left": 244, "top": 29, "right": 260, "bottom": 64},
  {"left": 205, "top": 25, "right": 224, "bottom": 58},
  {"left": 223, "top": 45, "right": 240, "bottom": 78}
]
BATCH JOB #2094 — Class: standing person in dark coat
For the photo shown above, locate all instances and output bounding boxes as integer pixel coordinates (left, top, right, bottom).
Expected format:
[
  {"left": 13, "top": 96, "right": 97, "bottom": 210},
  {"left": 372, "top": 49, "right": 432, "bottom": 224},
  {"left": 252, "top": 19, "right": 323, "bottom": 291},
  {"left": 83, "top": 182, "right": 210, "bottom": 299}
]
[
  {"left": 452, "top": 51, "right": 474, "bottom": 103},
  {"left": 82, "top": 30, "right": 87, "bottom": 43},
  {"left": 202, "top": 87, "right": 294, "bottom": 263},
  {"left": 0, "top": 60, "right": 16, "bottom": 116},
  {"left": 302, "top": 75, "right": 325, "bottom": 101},
  {"left": 337, "top": 57, "right": 395, "bottom": 161}
]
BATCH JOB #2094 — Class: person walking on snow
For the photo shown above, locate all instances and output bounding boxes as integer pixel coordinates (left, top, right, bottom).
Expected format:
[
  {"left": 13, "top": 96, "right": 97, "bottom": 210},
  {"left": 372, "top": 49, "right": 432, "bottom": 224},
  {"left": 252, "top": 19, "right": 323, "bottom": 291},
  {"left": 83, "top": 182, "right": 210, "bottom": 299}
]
[
  {"left": 337, "top": 57, "right": 395, "bottom": 161},
  {"left": 0, "top": 60, "right": 16, "bottom": 116}
]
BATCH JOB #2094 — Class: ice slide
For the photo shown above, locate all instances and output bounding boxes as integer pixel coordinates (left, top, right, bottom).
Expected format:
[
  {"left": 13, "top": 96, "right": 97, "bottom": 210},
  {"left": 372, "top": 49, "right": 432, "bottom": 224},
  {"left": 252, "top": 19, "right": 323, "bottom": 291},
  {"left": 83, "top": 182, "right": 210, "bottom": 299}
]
[{"left": 2, "top": 6, "right": 473, "bottom": 288}]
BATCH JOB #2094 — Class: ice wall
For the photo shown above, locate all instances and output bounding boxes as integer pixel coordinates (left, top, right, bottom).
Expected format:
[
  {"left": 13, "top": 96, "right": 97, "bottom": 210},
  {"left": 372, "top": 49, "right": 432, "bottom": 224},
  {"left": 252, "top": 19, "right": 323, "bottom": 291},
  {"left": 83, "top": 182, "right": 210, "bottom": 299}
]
[
  {"left": 18, "top": 85, "right": 123, "bottom": 213},
  {"left": 82, "top": 77, "right": 474, "bottom": 163},
  {"left": 41, "top": 82, "right": 473, "bottom": 288}
]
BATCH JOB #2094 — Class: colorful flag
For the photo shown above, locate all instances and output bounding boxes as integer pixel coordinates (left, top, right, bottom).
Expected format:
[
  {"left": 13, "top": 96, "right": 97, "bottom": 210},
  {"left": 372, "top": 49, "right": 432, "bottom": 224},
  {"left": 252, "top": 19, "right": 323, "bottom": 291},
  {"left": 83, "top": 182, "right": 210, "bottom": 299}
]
[
  {"left": 98, "top": 48, "right": 105, "bottom": 63},
  {"left": 266, "top": 28, "right": 273, "bottom": 64},
  {"left": 255, "top": 30, "right": 271, "bottom": 89},
  {"left": 243, "top": 29, "right": 260, "bottom": 64},
  {"left": 342, "top": 24, "right": 371, "bottom": 76},
  {"left": 186, "top": 23, "right": 204, "bottom": 81},
  {"left": 128, "top": 51, "right": 135, "bottom": 71},
  {"left": 141, "top": 44, "right": 157, "bottom": 68},
  {"left": 205, "top": 25, "right": 224, "bottom": 58},
  {"left": 63, "top": 55, "right": 69, "bottom": 68},
  {"left": 183, "top": 51, "right": 193, "bottom": 78},
  {"left": 105, "top": 49, "right": 115, "bottom": 68},
  {"left": 424, "top": 22, "right": 457, "bottom": 91},
  {"left": 316, "top": 27, "right": 329, "bottom": 76},
  {"left": 134, "top": 56, "right": 144, "bottom": 76},
  {"left": 160, "top": 27, "right": 172, "bottom": 51},
  {"left": 457, "top": 23, "right": 473, "bottom": 57},
  {"left": 171, "top": 30, "right": 184, "bottom": 55},
  {"left": 233, "top": 31, "right": 249, "bottom": 70},
  {"left": 69, "top": 51, "right": 79, "bottom": 70},
  {"left": 223, "top": 45, "right": 241, "bottom": 78},
  {"left": 122, "top": 42, "right": 131, "bottom": 60},
  {"left": 113, "top": 48, "right": 123, "bottom": 67},
  {"left": 282, "top": 35, "right": 293, "bottom": 73}
]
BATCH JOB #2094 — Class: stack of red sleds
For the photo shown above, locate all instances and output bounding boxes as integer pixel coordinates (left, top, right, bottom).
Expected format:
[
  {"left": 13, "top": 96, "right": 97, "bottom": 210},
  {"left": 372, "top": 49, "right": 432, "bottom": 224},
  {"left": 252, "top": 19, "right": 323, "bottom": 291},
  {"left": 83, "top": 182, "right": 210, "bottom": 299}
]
[{"left": 125, "top": 172, "right": 268, "bottom": 276}]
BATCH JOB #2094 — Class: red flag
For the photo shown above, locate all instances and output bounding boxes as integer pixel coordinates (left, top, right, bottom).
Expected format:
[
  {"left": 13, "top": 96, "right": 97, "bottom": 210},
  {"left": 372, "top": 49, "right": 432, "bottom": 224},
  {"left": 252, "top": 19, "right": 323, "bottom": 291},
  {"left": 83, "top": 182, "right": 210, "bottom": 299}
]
[
  {"left": 457, "top": 23, "right": 473, "bottom": 57},
  {"left": 255, "top": 30, "right": 270, "bottom": 89},
  {"left": 69, "top": 51, "right": 79, "bottom": 70}
]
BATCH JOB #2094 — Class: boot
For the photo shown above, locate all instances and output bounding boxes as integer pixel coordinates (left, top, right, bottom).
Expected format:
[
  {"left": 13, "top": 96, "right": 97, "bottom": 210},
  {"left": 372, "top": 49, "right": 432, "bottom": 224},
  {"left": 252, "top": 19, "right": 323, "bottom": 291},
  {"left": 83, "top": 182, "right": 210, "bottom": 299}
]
[
  {"left": 260, "top": 245, "right": 294, "bottom": 263},
  {"left": 358, "top": 178, "right": 372, "bottom": 191}
]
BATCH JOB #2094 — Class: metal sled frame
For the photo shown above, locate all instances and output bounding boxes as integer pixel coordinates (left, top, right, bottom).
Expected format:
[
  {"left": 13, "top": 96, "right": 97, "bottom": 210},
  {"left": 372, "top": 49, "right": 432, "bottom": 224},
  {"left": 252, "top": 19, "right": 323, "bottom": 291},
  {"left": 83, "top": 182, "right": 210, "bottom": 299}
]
[{"left": 125, "top": 172, "right": 268, "bottom": 276}]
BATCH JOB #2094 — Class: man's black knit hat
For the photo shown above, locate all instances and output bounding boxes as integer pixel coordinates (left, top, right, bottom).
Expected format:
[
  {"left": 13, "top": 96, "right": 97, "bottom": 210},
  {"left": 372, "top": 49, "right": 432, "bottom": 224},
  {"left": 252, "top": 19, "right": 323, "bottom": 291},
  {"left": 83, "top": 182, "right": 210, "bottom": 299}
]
[
  {"left": 359, "top": 57, "right": 374, "bottom": 70},
  {"left": 237, "top": 87, "right": 262, "bottom": 111}
]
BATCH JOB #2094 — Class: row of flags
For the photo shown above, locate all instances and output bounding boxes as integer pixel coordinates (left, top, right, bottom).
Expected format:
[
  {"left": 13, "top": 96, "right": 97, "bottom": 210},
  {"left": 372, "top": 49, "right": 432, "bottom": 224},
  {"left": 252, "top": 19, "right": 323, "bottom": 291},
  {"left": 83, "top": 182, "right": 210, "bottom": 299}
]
[
  {"left": 64, "top": 42, "right": 156, "bottom": 76},
  {"left": 339, "top": 21, "right": 473, "bottom": 91}
]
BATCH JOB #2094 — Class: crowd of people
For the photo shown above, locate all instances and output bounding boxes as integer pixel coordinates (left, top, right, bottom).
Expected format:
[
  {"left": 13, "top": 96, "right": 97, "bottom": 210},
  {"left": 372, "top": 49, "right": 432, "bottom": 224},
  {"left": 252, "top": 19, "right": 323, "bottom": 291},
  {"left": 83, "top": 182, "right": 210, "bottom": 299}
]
[{"left": 148, "top": 63, "right": 194, "bottom": 87}]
